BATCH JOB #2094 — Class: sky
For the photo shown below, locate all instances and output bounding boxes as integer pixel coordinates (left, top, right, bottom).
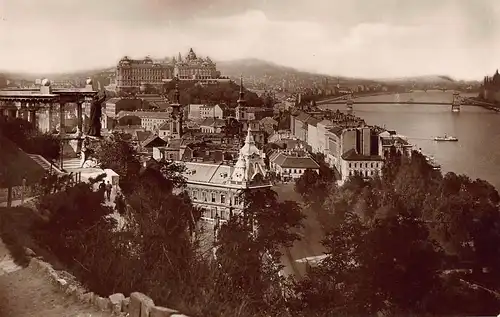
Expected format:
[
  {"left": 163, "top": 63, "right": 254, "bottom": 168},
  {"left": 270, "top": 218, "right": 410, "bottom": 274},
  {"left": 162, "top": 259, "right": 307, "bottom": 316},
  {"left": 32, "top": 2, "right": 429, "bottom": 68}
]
[{"left": 0, "top": 0, "right": 499, "bottom": 80}]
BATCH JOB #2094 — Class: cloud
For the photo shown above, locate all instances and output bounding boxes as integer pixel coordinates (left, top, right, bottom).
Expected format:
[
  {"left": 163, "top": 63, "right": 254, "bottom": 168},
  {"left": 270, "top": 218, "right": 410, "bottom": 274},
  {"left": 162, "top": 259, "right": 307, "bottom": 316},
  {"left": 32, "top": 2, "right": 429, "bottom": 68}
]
[{"left": 0, "top": 0, "right": 498, "bottom": 79}]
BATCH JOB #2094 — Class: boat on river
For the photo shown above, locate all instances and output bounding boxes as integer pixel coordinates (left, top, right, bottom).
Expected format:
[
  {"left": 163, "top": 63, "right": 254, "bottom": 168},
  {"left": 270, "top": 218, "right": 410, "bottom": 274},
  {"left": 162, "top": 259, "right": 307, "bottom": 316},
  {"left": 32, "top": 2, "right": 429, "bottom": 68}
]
[{"left": 434, "top": 134, "right": 458, "bottom": 142}]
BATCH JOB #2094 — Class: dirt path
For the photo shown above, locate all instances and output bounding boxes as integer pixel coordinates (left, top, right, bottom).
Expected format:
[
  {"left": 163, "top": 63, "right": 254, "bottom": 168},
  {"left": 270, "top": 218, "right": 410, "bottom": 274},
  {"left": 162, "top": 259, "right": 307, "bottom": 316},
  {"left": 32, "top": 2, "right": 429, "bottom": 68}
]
[{"left": 0, "top": 238, "right": 112, "bottom": 317}]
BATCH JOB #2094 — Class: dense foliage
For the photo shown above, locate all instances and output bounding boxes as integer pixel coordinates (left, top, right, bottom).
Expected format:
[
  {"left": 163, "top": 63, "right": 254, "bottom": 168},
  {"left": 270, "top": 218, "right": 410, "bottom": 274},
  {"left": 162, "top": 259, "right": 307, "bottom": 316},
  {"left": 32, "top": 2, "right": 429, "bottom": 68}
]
[
  {"left": 33, "top": 134, "right": 305, "bottom": 317},
  {"left": 93, "top": 132, "right": 141, "bottom": 192},
  {"left": 292, "top": 148, "right": 500, "bottom": 316},
  {"left": 0, "top": 116, "right": 61, "bottom": 161},
  {"left": 163, "top": 80, "right": 263, "bottom": 107},
  {"left": 28, "top": 131, "right": 500, "bottom": 316}
]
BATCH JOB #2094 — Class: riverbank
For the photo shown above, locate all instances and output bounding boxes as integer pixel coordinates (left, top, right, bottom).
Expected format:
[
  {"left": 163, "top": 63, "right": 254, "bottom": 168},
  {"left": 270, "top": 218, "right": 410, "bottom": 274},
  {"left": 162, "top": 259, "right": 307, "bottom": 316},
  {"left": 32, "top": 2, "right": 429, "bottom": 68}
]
[
  {"left": 320, "top": 91, "right": 500, "bottom": 190},
  {"left": 317, "top": 91, "right": 398, "bottom": 104}
]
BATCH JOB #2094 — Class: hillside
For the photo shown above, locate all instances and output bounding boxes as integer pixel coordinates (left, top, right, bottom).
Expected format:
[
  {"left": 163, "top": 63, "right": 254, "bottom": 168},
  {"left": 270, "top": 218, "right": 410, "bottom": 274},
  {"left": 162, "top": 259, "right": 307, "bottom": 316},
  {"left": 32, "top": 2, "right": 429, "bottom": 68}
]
[
  {"left": 1, "top": 58, "right": 379, "bottom": 91},
  {"left": 215, "top": 58, "right": 377, "bottom": 89}
]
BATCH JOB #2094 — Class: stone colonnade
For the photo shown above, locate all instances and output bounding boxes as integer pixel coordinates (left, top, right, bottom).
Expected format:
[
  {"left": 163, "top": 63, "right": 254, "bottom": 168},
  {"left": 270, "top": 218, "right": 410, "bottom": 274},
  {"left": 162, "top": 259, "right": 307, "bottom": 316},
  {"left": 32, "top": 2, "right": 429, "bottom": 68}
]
[{"left": 0, "top": 99, "right": 86, "bottom": 136}]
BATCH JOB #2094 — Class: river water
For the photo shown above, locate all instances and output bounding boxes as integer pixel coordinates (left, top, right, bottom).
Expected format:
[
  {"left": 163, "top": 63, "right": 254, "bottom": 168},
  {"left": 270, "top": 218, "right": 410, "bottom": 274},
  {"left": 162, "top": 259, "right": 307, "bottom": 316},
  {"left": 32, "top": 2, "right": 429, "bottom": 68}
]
[{"left": 320, "top": 90, "right": 500, "bottom": 190}]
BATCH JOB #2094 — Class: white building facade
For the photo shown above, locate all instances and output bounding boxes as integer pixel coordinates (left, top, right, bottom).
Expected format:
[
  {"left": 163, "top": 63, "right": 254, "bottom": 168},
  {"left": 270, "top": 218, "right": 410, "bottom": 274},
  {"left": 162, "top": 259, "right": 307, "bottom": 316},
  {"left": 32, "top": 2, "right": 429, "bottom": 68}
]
[{"left": 181, "top": 127, "right": 271, "bottom": 223}]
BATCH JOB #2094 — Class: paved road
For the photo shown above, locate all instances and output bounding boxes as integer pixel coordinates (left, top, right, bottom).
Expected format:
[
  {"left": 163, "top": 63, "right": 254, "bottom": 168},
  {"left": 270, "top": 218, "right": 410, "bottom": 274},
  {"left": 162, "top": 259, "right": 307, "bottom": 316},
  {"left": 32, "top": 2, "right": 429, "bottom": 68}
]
[
  {"left": 0, "top": 237, "right": 112, "bottom": 317},
  {"left": 273, "top": 183, "right": 326, "bottom": 279}
]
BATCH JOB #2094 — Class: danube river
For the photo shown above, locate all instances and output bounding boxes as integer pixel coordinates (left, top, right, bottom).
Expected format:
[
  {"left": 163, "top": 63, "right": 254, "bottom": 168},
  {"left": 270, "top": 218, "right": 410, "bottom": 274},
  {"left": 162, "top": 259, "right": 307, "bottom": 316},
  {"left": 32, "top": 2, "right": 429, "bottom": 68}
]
[{"left": 320, "top": 90, "right": 500, "bottom": 190}]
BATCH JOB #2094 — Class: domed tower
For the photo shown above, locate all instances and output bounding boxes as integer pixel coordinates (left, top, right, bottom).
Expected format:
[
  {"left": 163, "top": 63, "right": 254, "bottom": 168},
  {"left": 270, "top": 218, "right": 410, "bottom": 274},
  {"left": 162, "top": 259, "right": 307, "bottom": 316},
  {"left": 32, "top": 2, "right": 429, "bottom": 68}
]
[{"left": 187, "top": 48, "right": 197, "bottom": 61}]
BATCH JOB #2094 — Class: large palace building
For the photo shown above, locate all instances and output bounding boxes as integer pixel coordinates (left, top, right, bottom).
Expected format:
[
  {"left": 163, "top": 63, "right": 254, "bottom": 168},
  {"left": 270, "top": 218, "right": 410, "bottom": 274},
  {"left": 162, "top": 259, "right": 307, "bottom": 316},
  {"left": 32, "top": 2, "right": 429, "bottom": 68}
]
[
  {"left": 115, "top": 48, "right": 221, "bottom": 93},
  {"left": 481, "top": 69, "right": 500, "bottom": 103}
]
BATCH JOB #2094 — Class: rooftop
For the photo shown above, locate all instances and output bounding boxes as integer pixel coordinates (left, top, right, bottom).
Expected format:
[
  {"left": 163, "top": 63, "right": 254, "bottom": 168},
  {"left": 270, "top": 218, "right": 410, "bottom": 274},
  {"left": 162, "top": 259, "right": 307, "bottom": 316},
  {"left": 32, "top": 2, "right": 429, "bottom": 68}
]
[
  {"left": 182, "top": 162, "right": 233, "bottom": 185},
  {"left": 200, "top": 117, "right": 226, "bottom": 127},
  {"left": 341, "top": 149, "right": 384, "bottom": 162},
  {"left": 270, "top": 151, "right": 320, "bottom": 169},
  {"left": 117, "top": 110, "right": 171, "bottom": 119},
  {"left": 136, "top": 131, "right": 153, "bottom": 142},
  {"left": 381, "top": 136, "right": 411, "bottom": 146}
]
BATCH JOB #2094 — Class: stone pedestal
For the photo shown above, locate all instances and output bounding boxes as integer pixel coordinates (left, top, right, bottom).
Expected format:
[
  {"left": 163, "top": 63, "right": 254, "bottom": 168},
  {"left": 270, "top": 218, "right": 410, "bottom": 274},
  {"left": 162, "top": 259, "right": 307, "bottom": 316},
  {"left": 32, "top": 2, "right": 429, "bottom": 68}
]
[
  {"left": 28, "top": 110, "right": 37, "bottom": 126},
  {"left": 48, "top": 105, "right": 53, "bottom": 133},
  {"left": 59, "top": 102, "right": 65, "bottom": 135},
  {"left": 76, "top": 102, "right": 83, "bottom": 136}
]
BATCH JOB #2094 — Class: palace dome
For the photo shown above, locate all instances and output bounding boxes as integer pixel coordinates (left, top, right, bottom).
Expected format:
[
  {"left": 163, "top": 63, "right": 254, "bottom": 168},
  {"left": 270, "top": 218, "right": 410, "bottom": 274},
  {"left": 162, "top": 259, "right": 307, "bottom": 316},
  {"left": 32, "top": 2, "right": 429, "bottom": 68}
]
[
  {"left": 41, "top": 78, "right": 51, "bottom": 86},
  {"left": 85, "top": 78, "right": 93, "bottom": 85}
]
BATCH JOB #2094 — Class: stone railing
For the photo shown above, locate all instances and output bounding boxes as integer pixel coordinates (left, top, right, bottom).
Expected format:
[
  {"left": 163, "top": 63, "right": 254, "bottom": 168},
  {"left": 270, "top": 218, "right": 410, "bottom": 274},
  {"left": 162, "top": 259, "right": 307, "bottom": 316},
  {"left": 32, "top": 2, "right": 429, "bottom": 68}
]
[{"left": 29, "top": 256, "right": 189, "bottom": 317}]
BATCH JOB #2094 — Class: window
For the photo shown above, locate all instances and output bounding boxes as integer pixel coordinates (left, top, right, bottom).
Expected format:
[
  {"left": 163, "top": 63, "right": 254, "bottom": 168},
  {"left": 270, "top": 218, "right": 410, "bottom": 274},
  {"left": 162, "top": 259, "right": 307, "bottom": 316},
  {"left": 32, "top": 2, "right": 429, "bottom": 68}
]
[
  {"left": 202, "top": 192, "right": 207, "bottom": 202},
  {"left": 294, "top": 169, "right": 297, "bottom": 173},
  {"left": 349, "top": 163, "right": 352, "bottom": 168},
  {"left": 354, "top": 163, "right": 357, "bottom": 168},
  {"left": 192, "top": 190, "right": 198, "bottom": 200},
  {"left": 371, "top": 162, "right": 374, "bottom": 168},
  {"left": 234, "top": 196, "right": 239, "bottom": 206},
  {"left": 220, "top": 194, "right": 226, "bottom": 204},
  {"left": 211, "top": 193, "right": 216, "bottom": 203}
]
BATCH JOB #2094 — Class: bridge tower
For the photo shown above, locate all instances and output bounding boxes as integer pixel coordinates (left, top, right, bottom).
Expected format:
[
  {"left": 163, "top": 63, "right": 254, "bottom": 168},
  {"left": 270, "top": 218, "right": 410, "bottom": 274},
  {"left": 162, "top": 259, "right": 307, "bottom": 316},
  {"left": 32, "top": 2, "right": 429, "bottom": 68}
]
[
  {"left": 346, "top": 93, "right": 354, "bottom": 111},
  {"left": 451, "top": 91, "right": 461, "bottom": 113}
]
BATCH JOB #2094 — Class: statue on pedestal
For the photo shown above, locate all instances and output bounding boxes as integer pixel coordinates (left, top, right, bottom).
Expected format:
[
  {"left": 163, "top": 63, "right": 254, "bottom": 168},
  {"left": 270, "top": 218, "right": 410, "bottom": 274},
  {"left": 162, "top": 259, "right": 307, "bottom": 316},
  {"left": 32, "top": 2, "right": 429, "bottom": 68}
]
[
  {"left": 80, "top": 137, "right": 97, "bottom": 168},
  {"left": 87, "top": 92, "right": 106, "bottom": 137}
]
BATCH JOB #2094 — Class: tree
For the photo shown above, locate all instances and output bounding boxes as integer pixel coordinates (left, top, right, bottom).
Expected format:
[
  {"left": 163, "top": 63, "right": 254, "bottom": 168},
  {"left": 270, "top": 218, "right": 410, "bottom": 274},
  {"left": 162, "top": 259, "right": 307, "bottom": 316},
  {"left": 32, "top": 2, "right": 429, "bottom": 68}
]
[
  {"left": 215, "top": 188, "right": 305, "bottom": 315},
  {"left": 34, "top": 176, "right": 115, "bottom": 264},
  {"left": 311, "top": 152, "right": 336, "bottom": 182},
  {"left": 291, "top": 211, "right": 366, "bottom": 316},
  {"left": 93, "top": 132, "right": 141, "bottom": 192},
  {"left": 294, "top": 210, "right": 444, "bottom": 316},
  {"left": 295, "top": 169, "right": 328, "bottom": 205}
]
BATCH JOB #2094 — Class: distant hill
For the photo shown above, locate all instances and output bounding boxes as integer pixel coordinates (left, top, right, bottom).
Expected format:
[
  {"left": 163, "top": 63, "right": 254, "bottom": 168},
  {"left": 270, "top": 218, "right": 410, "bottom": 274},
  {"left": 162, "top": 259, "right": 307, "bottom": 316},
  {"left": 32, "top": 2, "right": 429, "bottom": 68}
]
[
  {"left": 215, "top": 58, "right": 377, "bottom": 88},
  {"left": 2, "top": 58, "right": 475, "bottom": 90}
]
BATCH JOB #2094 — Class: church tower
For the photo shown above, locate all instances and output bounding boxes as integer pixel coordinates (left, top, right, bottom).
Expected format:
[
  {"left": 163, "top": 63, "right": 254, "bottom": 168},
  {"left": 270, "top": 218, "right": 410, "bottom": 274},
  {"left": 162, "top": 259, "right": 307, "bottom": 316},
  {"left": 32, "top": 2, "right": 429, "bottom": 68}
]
[
  {"left": 236, "top": 75, "right": 247, "bottom": 126},
  {"left": 170, "top": 84, "right": 183, "bottom": 139}
]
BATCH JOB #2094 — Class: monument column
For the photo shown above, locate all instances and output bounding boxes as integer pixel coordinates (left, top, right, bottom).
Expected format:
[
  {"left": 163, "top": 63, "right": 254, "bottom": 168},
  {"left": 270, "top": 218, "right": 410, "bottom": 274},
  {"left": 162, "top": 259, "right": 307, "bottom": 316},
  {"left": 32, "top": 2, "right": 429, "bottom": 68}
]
[
  {"left": 59, "top": 101, "right": 65, "bottom": 135},
  {"left": 47, "top": 103, "right": 53, "bottom": 133},
  {"left": 8, "top": 104, "right": 17, "bottom": 118},
  {"left": 16, "top": 102, "right": 23, "bottom": 119},
  {"left": 22, "top": 102, "right": 29, "bottom": 120},
  {"left": 76, "top": 101, "right": 83, "bottom": 136},
  {"left": 28, "top": 108, "right": 37, "bottom": 127}
]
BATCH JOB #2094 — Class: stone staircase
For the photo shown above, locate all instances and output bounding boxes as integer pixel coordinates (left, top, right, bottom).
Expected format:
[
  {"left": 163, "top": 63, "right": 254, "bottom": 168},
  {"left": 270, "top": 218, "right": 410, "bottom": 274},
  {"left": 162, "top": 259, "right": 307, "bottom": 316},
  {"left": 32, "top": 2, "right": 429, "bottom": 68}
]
[
  {"left": 63, "top": 158, "right": 83, "bottom": 171},
  {"left": 27, "top": 154, "right": 65, "bottom": 175}
]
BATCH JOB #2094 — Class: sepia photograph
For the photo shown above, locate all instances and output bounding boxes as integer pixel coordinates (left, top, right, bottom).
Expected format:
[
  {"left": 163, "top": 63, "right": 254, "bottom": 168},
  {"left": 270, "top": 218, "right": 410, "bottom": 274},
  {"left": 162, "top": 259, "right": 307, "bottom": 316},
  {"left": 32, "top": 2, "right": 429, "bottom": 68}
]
[{"left": 0, "top": 0, "right": 500, "bottom": 316}]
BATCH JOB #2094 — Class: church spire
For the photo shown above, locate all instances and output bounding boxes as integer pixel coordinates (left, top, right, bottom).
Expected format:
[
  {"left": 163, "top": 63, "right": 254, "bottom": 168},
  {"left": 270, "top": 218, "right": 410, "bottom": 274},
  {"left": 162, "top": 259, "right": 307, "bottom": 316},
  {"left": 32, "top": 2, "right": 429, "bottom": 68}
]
[
  {"left": 237, "top": 75, "right": 246, "bottom": 106},
  {"left": 244, "top": 125, "right": 255, "bottom": 145}
]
